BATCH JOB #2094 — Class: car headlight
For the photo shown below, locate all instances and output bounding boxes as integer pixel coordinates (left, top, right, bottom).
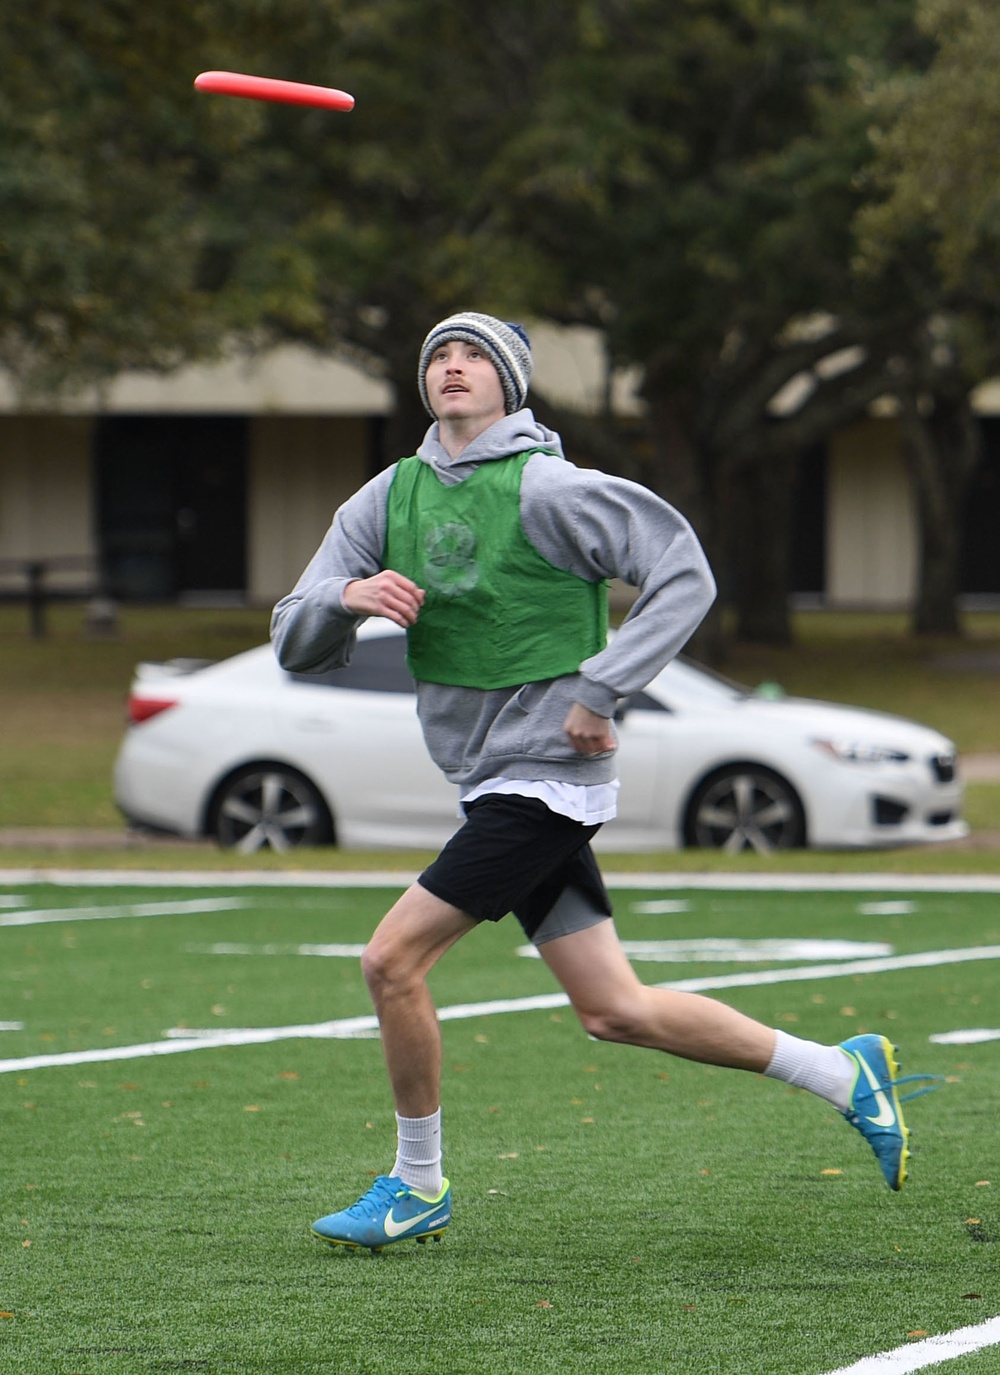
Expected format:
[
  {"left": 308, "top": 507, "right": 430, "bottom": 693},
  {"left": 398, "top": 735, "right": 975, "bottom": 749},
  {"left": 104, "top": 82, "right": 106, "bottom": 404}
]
[{"left": 812, "top": 740, "right": 911, "bottom": 765}]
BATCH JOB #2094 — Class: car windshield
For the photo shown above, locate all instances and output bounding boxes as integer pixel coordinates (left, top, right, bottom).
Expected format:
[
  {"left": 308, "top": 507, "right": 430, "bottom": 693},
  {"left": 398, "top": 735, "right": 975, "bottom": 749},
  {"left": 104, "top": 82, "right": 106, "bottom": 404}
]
[{"left": 651, "top": 656, "right": 751, "bottom": 707}]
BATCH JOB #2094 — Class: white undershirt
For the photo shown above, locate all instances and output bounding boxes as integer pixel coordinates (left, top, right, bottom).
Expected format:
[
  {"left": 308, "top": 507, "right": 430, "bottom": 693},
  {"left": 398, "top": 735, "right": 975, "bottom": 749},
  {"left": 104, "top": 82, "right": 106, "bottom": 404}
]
[{"left": 459, "top": 776, "right": 620, "bottom": 825}]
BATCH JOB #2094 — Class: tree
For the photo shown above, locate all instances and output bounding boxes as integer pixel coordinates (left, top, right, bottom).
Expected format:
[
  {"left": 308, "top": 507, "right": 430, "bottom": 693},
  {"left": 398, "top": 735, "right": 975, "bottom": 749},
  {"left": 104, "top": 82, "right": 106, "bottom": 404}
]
[
  {"left": 494, "top": 0, "right": 931, "bottom": 650},
  {"left": 854, "top": 0, "right": 1000, "bottom": 634},
  {"left": 0, "top": 2, "right": 240, "bottom": 394},
  {"left": 8, "top": 0, "right": 988, "bottom": 649}
]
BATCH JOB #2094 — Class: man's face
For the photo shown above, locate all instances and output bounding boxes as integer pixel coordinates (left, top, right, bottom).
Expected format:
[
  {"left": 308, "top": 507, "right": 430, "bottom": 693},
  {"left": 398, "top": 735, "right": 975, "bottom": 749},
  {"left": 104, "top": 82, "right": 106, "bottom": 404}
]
[{"left": 425, "top": 339, "right": 506, "bottom": 429}]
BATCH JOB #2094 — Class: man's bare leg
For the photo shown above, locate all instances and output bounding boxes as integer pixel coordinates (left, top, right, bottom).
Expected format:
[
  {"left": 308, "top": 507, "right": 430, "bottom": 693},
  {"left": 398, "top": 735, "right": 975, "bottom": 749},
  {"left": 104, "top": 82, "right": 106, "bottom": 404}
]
[
  {"left": 538, "top": 916, "right": 777, "bottom": 1069},
  {"left": 310, "top": 885, "right": 475, "bottom": 1248},
  {"left": 361, "top": 883, "right": 478, "bottom": 1117}
]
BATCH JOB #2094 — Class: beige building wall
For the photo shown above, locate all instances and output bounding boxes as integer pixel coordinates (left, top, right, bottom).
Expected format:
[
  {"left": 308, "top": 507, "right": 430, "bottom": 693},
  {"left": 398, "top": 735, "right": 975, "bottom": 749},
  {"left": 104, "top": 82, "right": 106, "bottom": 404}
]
[
  {"left": 248, "top": 415, "right": 371, "bottom": 605},
  {"left": 0, "top": 416, "right": 96, "bottom": 592},
  {"left": 826, "top": 418, "right": 917, "bottom": 608}
]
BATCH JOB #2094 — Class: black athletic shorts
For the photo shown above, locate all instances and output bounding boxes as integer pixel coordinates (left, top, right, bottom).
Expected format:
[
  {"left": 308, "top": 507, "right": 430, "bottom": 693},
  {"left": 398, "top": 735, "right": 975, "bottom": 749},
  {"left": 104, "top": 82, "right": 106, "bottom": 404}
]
[{"left": 417, "top": 793, "right": 612, "bottom": 941}]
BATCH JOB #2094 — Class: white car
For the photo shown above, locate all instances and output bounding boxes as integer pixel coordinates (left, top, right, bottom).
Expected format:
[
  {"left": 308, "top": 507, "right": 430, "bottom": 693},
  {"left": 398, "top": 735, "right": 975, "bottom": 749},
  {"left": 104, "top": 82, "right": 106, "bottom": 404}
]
[{"left": 113, "top": 620, "right": 967, "bottom": 854}]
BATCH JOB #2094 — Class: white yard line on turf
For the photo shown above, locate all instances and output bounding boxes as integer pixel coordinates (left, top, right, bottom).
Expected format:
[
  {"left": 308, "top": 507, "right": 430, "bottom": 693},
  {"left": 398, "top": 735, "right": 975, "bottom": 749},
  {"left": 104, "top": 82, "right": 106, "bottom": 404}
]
[
  {"left": 820, "top": 1313, "right": 1000, "bottom": 1374},
  {"left": 0, "top": 898, "right": 245, "bottom": 927},
  {"left": 3, "top": 942, "right": 1000, "bottom": 1076},
  {"left": 4, "top": 869, "right": 1000, "bottom": 892}
]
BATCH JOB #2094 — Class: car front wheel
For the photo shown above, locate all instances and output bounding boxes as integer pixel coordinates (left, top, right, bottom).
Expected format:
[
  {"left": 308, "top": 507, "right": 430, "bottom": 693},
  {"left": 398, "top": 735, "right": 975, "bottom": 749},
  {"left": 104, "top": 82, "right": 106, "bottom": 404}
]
[
  {"left": 684, "top": 765, "right": 805, "bottom": 853},
  {"left": 210, "top": 765, "right": 333, "bottom": 853}
]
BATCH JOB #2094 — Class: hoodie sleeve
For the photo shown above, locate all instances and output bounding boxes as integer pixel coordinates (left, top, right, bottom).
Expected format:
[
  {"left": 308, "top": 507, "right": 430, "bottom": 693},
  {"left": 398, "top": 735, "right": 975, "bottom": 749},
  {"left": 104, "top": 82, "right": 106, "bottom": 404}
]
[
  {"left": 520, "top": 455, "right": 716, "bottom": 716},
  {"left": 269, "top": 466, "right": 396, "bottom": 673}
]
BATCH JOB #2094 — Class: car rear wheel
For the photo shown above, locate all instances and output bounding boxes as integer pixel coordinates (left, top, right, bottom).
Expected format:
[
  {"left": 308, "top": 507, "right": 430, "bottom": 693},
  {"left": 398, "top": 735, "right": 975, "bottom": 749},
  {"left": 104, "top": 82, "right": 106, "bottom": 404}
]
[
  {"left": 684, "top": 765, "right": 805, "bottom": 853},
  {"left": 210, "top": 765, "right": 333, "bottom": 853}
]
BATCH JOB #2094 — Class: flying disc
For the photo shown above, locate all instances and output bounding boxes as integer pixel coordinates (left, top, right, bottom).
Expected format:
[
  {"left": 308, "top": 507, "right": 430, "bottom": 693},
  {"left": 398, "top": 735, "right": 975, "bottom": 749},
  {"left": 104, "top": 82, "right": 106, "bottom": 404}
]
[{"left": 194, "top": 71, "right": 355, "bottom": 112}]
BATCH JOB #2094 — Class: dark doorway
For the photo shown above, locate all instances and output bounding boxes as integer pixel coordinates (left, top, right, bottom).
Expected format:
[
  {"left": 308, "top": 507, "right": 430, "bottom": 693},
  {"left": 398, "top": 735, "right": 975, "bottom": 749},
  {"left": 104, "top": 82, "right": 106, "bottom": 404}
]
[
  {"left": 95, "top": 416, "right": 247, "bottom": 600},
  {"left": 962, "top": 419, "right": 1000, "bottom": 595},
  {"left": 789, "top": 443, "right": 827, "bottom": 597}
]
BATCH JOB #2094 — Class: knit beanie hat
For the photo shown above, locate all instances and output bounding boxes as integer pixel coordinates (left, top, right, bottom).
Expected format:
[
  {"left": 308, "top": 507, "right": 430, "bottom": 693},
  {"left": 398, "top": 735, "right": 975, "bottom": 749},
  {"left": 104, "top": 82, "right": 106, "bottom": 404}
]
[{"left": 418, "top": 311, "right": 533, "bottom": 417}]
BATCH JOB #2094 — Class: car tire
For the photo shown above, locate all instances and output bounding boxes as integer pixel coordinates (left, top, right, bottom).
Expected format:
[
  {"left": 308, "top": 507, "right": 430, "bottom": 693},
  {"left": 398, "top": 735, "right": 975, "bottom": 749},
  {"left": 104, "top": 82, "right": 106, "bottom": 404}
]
[
  {"left": 210, "top": 765, "right": 333, "bottom": 853},
  {"left": 683, "top": 764, "right": 806, "bottom": 853}
]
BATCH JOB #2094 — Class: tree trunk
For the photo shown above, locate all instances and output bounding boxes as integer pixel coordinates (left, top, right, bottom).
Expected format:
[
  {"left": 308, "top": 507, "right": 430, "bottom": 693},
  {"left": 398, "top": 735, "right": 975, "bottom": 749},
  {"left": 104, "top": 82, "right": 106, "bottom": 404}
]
[
  {"left": 640, "top": 373, "right": 726, "bottom": 663},
  {"left": 899, "top": 389, "right": 982, "bottom": 637}
]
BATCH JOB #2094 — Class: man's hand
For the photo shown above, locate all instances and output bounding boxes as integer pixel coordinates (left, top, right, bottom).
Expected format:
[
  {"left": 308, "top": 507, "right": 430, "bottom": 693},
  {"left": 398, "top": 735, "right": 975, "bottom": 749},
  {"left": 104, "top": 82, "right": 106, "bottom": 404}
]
[
  {"left": 343, "top": 571, "right": 425, "bottom": 627},
  {"left": 563, "top": 702, "right": 616, "bottom": 756}
]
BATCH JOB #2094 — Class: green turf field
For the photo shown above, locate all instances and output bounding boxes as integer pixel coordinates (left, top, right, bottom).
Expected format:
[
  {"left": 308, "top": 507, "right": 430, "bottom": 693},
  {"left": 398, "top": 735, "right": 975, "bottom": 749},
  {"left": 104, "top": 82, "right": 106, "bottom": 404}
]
[{"left": 2, "top": 876, "right": 998, "bottom": 1374}]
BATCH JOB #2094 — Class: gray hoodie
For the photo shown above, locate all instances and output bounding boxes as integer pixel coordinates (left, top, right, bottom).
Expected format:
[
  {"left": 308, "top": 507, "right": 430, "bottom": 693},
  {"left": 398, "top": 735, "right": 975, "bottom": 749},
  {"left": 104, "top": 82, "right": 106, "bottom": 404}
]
[{"left": 270, "top": 409, "right": 716, "bottom": 789}]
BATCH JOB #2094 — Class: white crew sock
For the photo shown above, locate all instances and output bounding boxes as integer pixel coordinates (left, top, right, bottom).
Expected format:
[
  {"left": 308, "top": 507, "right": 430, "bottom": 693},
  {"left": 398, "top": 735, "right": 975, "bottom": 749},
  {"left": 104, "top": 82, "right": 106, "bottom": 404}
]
[
  {"left": 391, "top": 1109, "right": 443, "bottom": 1196},
  {"left": 763, "top": 1029, "right": 856, "bottom": 1112}
]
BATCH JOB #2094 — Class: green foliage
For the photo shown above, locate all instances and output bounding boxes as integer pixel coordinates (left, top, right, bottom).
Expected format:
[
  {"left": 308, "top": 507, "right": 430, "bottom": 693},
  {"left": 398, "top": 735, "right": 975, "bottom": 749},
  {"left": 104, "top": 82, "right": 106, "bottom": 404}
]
[{"left": 857, "top": 0, "right": 1000, "bottom": 292}]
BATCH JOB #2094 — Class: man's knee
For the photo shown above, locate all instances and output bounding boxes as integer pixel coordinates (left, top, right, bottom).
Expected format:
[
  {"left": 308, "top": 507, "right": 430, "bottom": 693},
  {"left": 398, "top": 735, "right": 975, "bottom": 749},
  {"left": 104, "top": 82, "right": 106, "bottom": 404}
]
[
  {"left": 360, "top": 934, "right": 415, "bottom": 1000},
  {"left": 574, "top": 999, "right": 647, "bottom": 1045}
]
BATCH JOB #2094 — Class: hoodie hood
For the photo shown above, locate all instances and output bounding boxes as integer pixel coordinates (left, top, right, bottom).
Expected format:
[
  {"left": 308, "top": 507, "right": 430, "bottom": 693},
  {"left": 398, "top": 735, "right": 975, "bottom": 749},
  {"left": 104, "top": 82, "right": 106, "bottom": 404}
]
[{"left": 415, "top": 408, "right": 564, "bottom": 484}]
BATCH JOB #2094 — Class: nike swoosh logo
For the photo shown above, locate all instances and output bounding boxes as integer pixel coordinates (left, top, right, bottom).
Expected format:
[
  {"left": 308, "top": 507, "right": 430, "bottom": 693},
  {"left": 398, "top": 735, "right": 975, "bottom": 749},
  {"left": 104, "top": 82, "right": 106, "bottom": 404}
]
[
  {"left": 855, "top": 1049, "right": 897, "bottom": 1127},
  {"left": 383, "top": 1203, "right": 447, "bottom": 1239}
]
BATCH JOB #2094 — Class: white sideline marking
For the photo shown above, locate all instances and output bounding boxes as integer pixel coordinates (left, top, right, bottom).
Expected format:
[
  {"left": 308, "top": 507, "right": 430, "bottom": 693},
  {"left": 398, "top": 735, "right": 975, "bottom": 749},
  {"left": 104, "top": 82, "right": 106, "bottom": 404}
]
[
  {"left": 518, "top": 938, "right": 894, "bottom": 963},
  {"left": 930, "top": 1028, "right": 1000, "bottom": 1045},
  {"left": 4, "top": 942, "right": 1000, "bottom": 1076},
  {"left": 858, "top": 901, "right": 916, "bottom": 916},
  {"left": 630, "top": 899, "right": 691, "bottom": 914},
  {"left": 4, "top": 869, "right": 1000, "bottom": 892},
  {"left": 0, "top": 1022, "right": 24, "bottom": 1031},
  {"left": 0, "top": 896, "right": 28, "bottom": 907},
  {"left": 186, "top": 942, "right": 368, "bottom": 959},
  {"left": 820, "top": 1313, "right": 1000, "bottom": 1374},
  {"left": 655, "top": 943, "right": 1000, "bottom": 995},
  {"left": 0, "top": 898, "right": 245, "bottom": 927}
]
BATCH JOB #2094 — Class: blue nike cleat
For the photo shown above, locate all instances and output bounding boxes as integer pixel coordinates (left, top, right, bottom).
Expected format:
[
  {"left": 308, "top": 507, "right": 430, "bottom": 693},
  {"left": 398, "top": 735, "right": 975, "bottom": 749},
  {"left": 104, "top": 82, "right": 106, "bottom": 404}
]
[
  {"left": 840, "top": 1033, "right": 942, "bottom": 1191},
  {"left": 311, "top": 1175, "right": 451, "bottom": 1252}
]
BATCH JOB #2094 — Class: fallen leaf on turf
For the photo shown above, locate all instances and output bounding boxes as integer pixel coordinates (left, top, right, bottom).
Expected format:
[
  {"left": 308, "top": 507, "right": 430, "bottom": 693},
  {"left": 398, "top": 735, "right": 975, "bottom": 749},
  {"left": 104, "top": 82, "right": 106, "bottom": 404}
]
[
  {"left": 21, "top": 1241, "right": 30, "bottom": 1248},
  {"left": 475, "top": 1034, "right": 488, "bottom": 1043},
  {"left": 536, "top": 1300, "right": 552, "bottom": 1309},
  {"left": 965, "top": 1218, "right": 981, "bottom": 1225},
  {"left": 821, "top": 1169, "right": 843, "bottom": 1177},
  {"left": 907, "top": 1331, "right": 928, "bottom": 1338},
  {"left": 243, "top": 1105, "right": 262, "bottom": 1112},
  {"left": 498, "top": 1152, "right": 519, "bottom": 1159},
  {"left": 840, "top": 1007, "right": 857, "bottom": 1017},
  {"left": 962, "top": 1293, "right": 982, "bottom": 1300},
  {"left": 0, "top": 1312, "right": 13, "bottom": 1318},
  {"left": 975, "top": 1180, "right": 991, "bottom": 1187},
  {"left": 277, "top": 1071, "right": 299, "bottom": 1080},
  {"left": 580, "top": 1117, "right": 595, "bottom": 1124}
]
